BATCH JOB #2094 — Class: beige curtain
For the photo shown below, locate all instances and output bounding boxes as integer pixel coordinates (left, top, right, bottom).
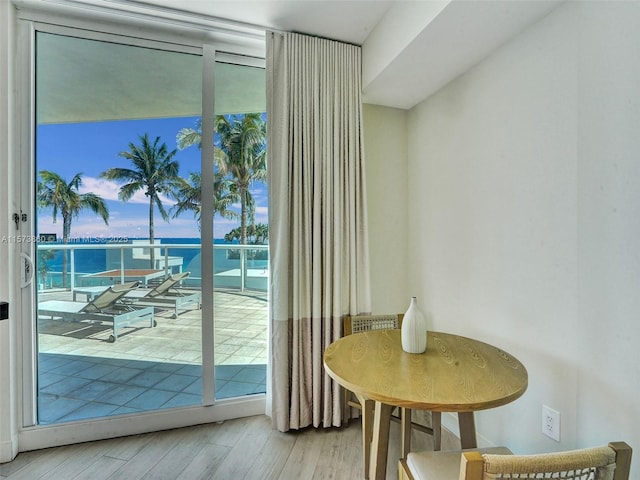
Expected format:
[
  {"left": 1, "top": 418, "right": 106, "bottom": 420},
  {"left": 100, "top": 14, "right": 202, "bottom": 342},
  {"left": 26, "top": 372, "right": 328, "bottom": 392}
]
[{"left": 266, "top": 31, "right": 371, "bottom": 431}]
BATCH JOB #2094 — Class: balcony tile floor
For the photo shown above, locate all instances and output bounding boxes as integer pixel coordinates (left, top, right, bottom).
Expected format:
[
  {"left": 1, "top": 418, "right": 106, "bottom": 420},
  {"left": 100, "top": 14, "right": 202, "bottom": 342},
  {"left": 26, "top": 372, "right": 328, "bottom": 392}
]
[{"left": 36, "top": 289, "right": 267, "bottom": 425}]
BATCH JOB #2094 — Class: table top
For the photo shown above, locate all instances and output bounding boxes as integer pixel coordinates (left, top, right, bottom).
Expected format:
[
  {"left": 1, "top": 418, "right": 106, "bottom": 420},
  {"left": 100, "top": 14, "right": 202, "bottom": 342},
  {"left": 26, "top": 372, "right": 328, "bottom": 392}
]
[
  {"left": 324, "top": 329, "right": 528, "bottom": 412},
  {"left": 88, "top": 269, "right": 164, "bottom": 278}
]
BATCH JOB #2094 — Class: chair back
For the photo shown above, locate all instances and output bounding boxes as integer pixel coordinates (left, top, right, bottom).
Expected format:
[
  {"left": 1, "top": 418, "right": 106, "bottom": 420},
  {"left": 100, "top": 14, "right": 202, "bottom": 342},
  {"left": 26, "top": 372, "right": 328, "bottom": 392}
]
[
  {"left": 147, "top": 271, "right": 190, "bottom": 297},
  {"left": 344, "top": 313, "right": 403, "bottom": 336},
  {"left": 81, "top": 281, "right": 140, "bottom": 313},
  {"left": 461, "top": 442, "right": 632, "bottom": 480}
]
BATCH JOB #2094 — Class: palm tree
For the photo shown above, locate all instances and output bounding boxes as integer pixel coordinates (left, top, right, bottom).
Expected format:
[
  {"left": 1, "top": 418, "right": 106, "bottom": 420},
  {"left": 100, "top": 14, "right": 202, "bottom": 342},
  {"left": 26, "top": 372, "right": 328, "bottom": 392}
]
[
  {"left": 216, "top": 114, "right": 266, "bottom": 245},
  {"left": 176, "top": 118, "right": 203, "bottom": 151},
  {"left": 177, "top": 114, "right": 266, "bottom": 245},
  {"left": 223, "top": 223, "right": 268, "bottom": 245},
  {"left": 37, "top": 171, "right": 109, "bottom": 288},
  {"left": 170, "top": 171, "right": 240, "bottom": 230},
  {"left": 100, "top": 133, "right": 180, "bottom": 267}
]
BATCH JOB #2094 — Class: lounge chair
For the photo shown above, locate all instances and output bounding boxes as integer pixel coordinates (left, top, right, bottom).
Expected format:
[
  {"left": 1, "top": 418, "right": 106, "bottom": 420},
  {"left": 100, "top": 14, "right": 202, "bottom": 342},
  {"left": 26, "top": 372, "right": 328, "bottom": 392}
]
[
  {"left": 38, "top": 281, "right": 155, "bottom": 343},
  {"left": 72, "top": 272, "right": 201, "bottom": 318},
  {"left": 121, "top": 271, "right": 201, "bottom": 318}
]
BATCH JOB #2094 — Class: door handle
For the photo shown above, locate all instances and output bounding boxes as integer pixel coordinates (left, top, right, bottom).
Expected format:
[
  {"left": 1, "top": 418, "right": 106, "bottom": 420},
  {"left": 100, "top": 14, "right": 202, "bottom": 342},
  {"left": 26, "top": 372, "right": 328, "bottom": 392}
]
[{"left": 20, "top": 252, "right": 34, "bottom": 288}]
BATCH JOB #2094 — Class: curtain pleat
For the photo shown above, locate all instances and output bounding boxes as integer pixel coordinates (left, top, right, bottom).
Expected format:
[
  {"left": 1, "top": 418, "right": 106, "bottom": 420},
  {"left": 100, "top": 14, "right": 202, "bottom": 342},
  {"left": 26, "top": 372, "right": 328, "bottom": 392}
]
[{"left": 266, "top": 31, "right": 371, "bottom": 431}]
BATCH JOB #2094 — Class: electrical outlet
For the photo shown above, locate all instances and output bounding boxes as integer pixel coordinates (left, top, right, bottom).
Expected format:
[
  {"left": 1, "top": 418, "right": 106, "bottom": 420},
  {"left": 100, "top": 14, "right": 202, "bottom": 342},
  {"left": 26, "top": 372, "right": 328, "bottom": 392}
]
[{"left": 542, "top": 405, "right": 560, "bottom": 441}]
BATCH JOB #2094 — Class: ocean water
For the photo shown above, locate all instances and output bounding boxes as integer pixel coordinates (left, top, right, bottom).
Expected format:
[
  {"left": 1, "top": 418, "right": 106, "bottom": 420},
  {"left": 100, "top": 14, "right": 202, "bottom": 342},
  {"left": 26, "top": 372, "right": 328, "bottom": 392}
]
[{"left": 38, "top": 237, "right": 268, "bottom": 278}]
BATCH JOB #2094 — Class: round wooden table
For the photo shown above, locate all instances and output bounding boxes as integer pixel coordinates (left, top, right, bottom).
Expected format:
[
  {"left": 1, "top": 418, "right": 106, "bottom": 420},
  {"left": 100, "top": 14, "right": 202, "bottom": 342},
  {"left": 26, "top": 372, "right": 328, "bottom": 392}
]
[{"left": 323, "top": 329, "right": 528, "bottom": 480}]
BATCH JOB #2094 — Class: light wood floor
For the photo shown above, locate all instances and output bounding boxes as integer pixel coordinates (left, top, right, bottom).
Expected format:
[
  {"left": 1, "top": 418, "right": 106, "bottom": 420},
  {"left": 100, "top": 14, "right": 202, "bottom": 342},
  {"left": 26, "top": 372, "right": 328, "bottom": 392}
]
[{"left": 0, "top": 414, "right": 446, "bottom": 479}]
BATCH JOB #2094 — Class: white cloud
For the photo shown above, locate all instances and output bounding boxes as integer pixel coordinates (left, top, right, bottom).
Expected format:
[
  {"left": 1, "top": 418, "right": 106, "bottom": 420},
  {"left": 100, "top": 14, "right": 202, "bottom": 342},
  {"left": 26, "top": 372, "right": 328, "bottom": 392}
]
[
  {"left": 79, "top": 176, "right": 175, "bottom": 205},
  {"left": 38, "top": 176, "right": 267, "bottom": 240},
  {"left": 78, "top": 177, "right": 121, "bottom": 201}
]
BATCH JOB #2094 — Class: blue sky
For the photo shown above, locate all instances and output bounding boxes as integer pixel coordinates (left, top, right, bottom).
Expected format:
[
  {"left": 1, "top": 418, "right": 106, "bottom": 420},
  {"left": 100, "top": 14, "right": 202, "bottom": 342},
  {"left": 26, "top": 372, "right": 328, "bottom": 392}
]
[{"left": 36, "top": 117, "right": 268, "bottom": 240}]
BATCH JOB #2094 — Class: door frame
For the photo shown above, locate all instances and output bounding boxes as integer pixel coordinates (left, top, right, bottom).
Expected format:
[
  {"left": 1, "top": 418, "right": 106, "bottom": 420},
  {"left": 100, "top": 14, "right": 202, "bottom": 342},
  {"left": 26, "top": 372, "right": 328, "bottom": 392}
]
[{"left": 15, "top": 15, "right": 266, "bottom": 453}]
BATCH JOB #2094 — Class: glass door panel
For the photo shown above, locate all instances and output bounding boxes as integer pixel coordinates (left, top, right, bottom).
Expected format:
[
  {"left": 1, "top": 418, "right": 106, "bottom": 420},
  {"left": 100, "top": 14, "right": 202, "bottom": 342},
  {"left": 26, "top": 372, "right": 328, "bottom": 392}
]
[
  {"left": 34, "top": 32, "right": 204, "bottom": 424},
  {"left": 211, "top": 60, "right": 268, "bottom": 400}
]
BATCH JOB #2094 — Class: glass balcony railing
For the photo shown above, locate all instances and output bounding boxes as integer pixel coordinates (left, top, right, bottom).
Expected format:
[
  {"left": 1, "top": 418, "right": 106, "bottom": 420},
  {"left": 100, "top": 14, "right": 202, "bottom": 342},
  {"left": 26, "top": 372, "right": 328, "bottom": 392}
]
[{"left": 35, "top": 241, "right": 269, "bottom": 293}]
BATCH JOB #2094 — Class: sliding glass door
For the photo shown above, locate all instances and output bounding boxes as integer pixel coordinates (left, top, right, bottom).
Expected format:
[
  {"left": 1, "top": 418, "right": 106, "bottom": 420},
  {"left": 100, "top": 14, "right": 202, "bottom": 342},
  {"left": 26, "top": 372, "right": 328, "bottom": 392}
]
[
  {"left": 21, "top": 24, "right": 267, "bottom": 435},
  {"left": 211, "top": 60, "right": 267, "bottom": 400},
  {"left": 34, "top": 31, "right": 205, "bottom": 424}
]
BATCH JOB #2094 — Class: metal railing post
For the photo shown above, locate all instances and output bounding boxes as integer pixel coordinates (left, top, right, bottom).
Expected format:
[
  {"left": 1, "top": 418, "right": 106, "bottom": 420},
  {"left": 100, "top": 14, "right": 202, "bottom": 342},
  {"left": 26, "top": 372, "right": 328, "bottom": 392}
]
[
  {"left": 120, "top": 247, "right": 125, "bottom": 284},
  {"left": 70, "top": 247, "right": 76, "bottom": 291},
  {"left": 164, "top": 247, "right": 169, "bottom": 276},
  {"left": 240, "top": 247, "right": 246, "bottom": 292}
]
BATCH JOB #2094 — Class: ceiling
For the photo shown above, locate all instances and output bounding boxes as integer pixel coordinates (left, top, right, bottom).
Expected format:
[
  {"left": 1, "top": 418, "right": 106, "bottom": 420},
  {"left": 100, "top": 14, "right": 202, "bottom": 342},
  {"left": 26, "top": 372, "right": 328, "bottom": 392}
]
[
  {"left": 125, "top": 0, "right": 562, "bottom": 109},
  {"left": 131, "top": 0, "right": 396, "bottom": 45},
  {"left": 22, "top": 0, "right": 563, "bottom": 118}
]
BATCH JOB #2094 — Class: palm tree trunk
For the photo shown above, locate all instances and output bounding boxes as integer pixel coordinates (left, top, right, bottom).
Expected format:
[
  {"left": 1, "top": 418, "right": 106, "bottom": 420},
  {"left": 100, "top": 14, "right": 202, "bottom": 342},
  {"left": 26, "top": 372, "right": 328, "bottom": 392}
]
[
  {"left": 149, "top": 197, "right": 155, "bottom": 269},
  {"left": 62, "top": 216, "right": 71, "bottom": 289},
  {"left": 239, "top": 192, "right": 248, "bottom": 291},
  {"left": 240, "top": 190, "right": 247, "bottom": 246}
]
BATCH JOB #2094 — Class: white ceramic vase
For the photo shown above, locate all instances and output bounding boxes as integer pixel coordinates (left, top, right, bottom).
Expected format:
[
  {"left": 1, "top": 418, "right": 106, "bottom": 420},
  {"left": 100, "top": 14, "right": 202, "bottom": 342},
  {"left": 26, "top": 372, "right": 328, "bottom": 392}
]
[{"left": 401, "top": 297, "right": 427, "bottom": 354}]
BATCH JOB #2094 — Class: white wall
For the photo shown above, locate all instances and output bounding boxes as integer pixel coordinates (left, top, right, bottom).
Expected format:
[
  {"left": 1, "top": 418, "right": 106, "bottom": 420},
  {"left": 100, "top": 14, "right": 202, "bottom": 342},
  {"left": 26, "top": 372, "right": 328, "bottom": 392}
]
[
  {"left": 575, "top": 1, "right": 640, "bottom": 447},
  {"left": 362, "top": 104, "right": 409, "bottom": 315},
  {"left": 405, "top": 0, "right": 640, "bottom": 470}
]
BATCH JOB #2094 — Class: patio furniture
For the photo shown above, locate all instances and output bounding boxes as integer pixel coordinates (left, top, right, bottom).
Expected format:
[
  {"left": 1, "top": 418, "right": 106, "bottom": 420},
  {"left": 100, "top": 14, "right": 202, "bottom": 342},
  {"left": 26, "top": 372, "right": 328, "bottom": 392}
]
[
  {"left": 399, "top": 441, "right": 632, "bottom": 480},
  {"left": 38, "top": 281, "right": 156, "bottom": 343},
  {"left": 82, "top": 268, "right": 166, "bottom": 287},
  {"left": 103, "top": 240, "right": 184, "bottom": 273},
  {"left": 73, "top": 272, "right": 200, "bottom": 318},
  {"left": 130, "top": 240, "right": 183, "bottom": 271},
  {"left": 126, "top": 271, "right": 200, "bottom": 318}
]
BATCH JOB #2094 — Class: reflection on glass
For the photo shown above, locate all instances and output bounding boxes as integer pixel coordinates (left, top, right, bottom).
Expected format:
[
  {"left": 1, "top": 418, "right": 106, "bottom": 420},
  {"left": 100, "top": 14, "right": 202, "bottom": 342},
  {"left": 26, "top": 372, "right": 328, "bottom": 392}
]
[
  {"left": 211, "top": 61, "right": 267, "bottom": 400},
  {"left": 35, "top": 32, "right": 204, "bottom": 424}
]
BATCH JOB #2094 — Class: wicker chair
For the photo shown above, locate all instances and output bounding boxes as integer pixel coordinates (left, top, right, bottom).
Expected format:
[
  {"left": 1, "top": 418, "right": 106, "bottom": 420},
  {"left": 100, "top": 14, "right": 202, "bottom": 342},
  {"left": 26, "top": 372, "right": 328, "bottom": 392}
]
[
  {"left": 398, "top": 441, "right": 632, "bottom": 480},
  {"left": 343, "top": 314, "right": 442, "bottom": 460}
]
